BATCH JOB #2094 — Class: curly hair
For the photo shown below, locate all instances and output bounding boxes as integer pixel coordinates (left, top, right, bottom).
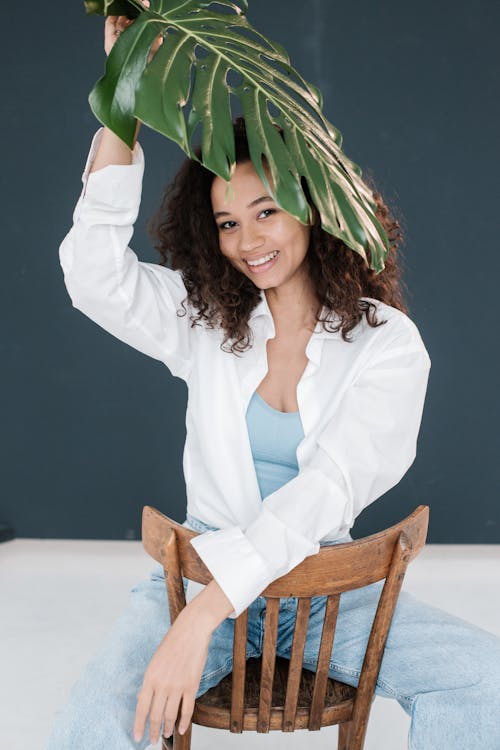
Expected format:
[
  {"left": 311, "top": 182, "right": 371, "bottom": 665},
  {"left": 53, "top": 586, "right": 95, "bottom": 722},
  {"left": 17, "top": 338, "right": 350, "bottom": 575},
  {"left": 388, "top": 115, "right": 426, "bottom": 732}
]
[{"left": 147, "top": 116, "right": 410, "bottom": 354}]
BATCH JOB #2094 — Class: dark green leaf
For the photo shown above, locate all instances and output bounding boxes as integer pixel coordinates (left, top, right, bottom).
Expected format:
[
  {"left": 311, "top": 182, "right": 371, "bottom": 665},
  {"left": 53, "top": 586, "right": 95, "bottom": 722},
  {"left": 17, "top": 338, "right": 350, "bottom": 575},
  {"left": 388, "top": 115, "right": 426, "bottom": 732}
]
[
  {"left": 84, "top": 0, "right": 141, "bottom": 18},
  {"left": 85, "top": 0, "right": 390, "bottom": 270},
  {"left": 89, "top": 13, "right": 165, "bottom": 147}
]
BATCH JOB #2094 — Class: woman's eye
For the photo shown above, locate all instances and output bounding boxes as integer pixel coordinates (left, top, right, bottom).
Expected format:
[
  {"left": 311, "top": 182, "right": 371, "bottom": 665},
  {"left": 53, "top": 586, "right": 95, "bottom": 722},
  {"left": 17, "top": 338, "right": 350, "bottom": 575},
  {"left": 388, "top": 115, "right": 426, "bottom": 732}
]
[{"left": 218, "top": 208, "right": 276, "bottom": 231}]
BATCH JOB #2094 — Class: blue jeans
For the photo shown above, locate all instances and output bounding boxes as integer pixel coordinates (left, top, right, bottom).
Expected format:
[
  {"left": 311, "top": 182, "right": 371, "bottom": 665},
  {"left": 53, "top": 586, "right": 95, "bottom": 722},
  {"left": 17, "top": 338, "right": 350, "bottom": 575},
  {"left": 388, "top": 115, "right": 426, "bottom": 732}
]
[{"left": 45, "top": 513, "right": 500, "bottom": 749}]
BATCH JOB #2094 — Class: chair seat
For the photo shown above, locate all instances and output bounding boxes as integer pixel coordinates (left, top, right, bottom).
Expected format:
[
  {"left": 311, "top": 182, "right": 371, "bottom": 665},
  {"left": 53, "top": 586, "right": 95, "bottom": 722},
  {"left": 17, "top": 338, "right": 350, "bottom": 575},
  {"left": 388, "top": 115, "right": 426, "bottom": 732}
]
[{"left": 193, "top": 656, "right": 356, "bottom": 731}]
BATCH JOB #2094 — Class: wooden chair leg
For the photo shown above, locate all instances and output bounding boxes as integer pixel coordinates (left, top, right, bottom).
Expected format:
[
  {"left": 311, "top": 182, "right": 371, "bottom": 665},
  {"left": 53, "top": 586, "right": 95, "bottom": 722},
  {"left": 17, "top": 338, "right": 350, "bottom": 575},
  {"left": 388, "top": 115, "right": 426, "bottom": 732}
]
[
  {"left": 338, "top": 720, "right": 353, "bottom": 750},
  {"left": 172, "top": 722, "right": 192, "bottom": 749}
]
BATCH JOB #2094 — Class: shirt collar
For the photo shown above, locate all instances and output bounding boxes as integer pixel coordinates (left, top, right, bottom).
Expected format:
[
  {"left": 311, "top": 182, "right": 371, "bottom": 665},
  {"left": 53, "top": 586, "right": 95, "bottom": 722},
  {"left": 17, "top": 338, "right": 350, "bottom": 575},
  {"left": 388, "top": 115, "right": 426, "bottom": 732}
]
[
  {"left": 249, "top": 290, "right": 342, "bottom": 341},
  {"left": 249, "top": 290, "right": 271, "bottom": 321}
]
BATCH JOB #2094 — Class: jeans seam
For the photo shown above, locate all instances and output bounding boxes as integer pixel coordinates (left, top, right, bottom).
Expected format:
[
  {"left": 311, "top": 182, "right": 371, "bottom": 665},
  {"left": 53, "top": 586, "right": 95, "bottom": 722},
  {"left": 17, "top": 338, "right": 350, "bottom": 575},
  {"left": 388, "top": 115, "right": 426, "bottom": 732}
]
[
  {"left": 259, "top": 607, "right": 266, "bottom": 653},
  {"left": 301, "top": 658, "right": 414, "bottom": 709}
]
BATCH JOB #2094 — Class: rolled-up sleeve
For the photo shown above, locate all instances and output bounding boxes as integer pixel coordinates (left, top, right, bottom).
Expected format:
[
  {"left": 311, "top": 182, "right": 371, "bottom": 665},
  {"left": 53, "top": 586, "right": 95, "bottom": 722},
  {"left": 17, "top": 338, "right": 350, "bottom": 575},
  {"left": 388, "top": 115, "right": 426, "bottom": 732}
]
[
  {"left": 59, "top": 128, "right": 193, "bottom": 381},
  {"left": 190, "top": 320, "right": 431, "bottom": 618}
]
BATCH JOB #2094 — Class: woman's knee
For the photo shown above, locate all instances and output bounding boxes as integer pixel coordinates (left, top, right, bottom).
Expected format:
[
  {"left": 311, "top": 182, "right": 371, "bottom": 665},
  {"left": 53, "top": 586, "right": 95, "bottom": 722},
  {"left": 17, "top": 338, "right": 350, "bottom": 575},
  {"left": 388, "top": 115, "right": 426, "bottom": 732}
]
[{"left": 45, "top": 575, "right": 174, "bottom": 749}]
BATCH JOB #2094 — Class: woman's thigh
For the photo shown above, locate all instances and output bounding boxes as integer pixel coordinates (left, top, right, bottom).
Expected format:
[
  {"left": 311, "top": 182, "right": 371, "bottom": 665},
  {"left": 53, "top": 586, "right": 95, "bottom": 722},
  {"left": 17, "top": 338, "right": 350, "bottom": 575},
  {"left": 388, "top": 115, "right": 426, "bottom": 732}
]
[
  {"left": 44, "top": 565, "right": 258, "bottom": 750},
  {"left": 276, "top": 581, "right": 500, "bottom": 714}
]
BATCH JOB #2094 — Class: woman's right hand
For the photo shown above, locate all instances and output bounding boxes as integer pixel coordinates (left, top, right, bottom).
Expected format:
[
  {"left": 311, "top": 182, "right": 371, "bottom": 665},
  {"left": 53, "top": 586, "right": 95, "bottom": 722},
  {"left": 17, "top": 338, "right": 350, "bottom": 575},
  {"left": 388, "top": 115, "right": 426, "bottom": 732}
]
[
  {"left": 93, "top": 0, "right": 163, "bottom": 162},
  {"left": 104, "top": 0, "right": 163, "bottom": 60}
]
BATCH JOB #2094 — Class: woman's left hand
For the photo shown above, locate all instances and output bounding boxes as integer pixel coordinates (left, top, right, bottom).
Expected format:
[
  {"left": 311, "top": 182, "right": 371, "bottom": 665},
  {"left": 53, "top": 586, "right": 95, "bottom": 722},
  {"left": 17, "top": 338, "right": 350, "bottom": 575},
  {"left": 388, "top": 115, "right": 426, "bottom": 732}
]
[
  {"left": 134, "top": 580, "right": 233, "bottom": 744},
  {"left": 133, "top": 606, "right": 212, "bottom": 745}
]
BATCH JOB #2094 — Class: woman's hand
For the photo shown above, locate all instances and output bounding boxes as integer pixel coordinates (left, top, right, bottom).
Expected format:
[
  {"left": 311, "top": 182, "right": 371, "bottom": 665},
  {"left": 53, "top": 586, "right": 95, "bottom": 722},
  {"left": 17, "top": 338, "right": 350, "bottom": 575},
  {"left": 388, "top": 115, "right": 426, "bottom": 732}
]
[
  {"left": 94, "top": 0, "right": 163, "bottom": 160},
  {"left": 133, "top": 578, "right": 234, "bottom": 745},
  {"left": 104, "top": 0, "right": 163, "bottom": 61},
  {"left": 133, "top": 607, "right": 212, "bottom": 745}
]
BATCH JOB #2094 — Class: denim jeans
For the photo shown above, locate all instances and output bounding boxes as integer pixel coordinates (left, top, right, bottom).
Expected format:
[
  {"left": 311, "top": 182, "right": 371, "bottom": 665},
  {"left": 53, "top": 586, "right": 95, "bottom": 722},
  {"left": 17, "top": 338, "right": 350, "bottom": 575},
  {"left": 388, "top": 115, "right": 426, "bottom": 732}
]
[{"left": 45, "top": 513, "right": 500, "bottom": 749}]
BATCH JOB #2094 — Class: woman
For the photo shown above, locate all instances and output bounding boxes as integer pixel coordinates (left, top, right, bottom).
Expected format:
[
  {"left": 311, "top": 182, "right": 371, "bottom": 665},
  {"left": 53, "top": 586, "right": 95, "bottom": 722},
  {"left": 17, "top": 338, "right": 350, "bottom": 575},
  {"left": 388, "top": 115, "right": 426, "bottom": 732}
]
[{"left": 45, "top": 12, "right": 500, "bottom": 750}]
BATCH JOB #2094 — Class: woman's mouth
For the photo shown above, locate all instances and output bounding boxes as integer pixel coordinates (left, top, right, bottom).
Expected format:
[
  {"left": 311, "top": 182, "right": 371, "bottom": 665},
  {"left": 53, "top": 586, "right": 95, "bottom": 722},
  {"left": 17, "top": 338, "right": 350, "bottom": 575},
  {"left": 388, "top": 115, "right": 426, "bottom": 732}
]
[{"left": 244, "top": 250, "right": 280, "bottom": 273}]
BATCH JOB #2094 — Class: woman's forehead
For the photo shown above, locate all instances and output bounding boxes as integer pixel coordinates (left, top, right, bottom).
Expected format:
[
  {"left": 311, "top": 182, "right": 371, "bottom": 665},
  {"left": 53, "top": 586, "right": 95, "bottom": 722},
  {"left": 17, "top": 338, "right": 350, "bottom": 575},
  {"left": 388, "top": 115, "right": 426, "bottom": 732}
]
[{"left": 210, "top": 161, "right": 274, "bottom": 208}]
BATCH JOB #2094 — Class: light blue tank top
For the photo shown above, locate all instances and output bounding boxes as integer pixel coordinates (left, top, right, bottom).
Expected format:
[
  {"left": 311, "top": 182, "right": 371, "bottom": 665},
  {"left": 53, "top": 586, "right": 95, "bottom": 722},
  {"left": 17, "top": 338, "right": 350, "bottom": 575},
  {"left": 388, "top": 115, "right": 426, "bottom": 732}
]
[
  {"left": 183, "top": 389, "right": 353, "bottom": 545},
  {"left": 245, "top": 390, "right": 304, "bottom": 499}
]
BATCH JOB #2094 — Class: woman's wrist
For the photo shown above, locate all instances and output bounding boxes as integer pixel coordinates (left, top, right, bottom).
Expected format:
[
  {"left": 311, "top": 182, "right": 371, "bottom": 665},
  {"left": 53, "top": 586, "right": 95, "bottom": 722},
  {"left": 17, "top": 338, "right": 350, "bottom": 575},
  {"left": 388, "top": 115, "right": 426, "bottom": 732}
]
[
  {"left": 89, "top": 121, "right": 141, "bottom": 173},
  {"left": 183, "top": 578, "right": 235, "bottom": 633}
]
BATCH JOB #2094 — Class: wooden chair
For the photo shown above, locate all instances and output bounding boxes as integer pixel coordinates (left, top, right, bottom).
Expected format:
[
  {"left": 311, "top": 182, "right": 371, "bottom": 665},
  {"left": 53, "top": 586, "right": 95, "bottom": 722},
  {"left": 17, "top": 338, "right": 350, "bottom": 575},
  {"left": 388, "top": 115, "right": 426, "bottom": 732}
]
[{"left": 141, "top": 504, "right": 429, "bottom": 750}]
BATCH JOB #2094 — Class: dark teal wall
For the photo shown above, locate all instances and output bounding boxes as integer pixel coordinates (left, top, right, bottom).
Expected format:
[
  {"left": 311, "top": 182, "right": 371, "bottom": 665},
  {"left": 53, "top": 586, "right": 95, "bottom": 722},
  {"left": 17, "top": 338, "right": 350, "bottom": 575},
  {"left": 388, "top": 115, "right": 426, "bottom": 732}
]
[{"left": 2, "top": 1, "right": 498, "bottom": 541}]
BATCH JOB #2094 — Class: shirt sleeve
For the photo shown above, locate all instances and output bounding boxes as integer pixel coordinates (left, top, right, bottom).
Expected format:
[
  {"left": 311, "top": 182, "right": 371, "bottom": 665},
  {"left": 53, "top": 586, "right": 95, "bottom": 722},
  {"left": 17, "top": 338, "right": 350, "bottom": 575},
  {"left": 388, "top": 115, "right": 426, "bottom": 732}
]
[
  {"left": 59, "top": 127, "right": 193, "bottom": 381},
  {"left": 189, "top": 317, "right": 432, "bottom": 618}
]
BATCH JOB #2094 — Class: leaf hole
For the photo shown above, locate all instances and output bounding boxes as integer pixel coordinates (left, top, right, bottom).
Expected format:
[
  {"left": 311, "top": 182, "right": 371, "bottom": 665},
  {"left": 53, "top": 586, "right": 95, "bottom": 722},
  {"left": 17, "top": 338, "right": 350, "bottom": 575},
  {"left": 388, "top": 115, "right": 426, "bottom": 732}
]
[
  {"left": 266, "top": 100, "right": 280, "bottom": 119},
  {"left": 189, "top": 120, "right": 204, "bottom": 152},
  {"left": 233, "top": 25, "right": 275, "bottom": 52},
  {"left": 261, "top": 54, "right": 299, "bottom": 83},
  {"left": 194, "top": 44, "right": 209, "bottom": 60},
  {"left": 226, "top": 68, "right": 244, "bottom": 88},
  {"left": 229, "top": 91, "right": 243, "bottom": 120},
  {"left": 203, "top": 2, "right": 234, "bottom": 15},
  {"left": 300, "top": 176, "right": 318, "bottom": 222}
]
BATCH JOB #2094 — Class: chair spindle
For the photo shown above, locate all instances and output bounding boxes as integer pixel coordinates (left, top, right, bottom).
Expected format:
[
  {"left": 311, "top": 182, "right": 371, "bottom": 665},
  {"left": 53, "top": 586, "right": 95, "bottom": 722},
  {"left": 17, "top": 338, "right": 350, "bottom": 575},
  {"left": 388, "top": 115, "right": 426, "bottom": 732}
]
[
  {"left": 348, "top": 532, "right": 412, "bottom": 750},
  {"left": 257, "top": 597, "right": 280, "bottom": 732},
  {"left": 308, "top": 593, "right": 340, "bottom": 730},
  {"left": 230, "top": 608, "right": 249, "bottom": 733},
  {"left": 163, "top": 529, "right": 186, "bottom": 624},
  {"left": 283, "top": 597, "right": 312, "bottom": 731}
]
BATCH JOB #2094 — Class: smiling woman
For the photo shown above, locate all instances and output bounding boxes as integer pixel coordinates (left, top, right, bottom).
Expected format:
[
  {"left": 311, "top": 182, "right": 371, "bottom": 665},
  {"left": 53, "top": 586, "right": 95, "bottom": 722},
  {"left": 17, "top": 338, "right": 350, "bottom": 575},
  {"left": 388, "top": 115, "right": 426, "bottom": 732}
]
[
  {"left": 47, "top": 110, "right": 500, "bottom": 750},
  {"left": 148, "top": 116, "right": 408, "bottom": 356},
  {"left": 45, "top": 7, "right": 500, "bottom": 750},
  {"left": 211, "top": 159, "right": 312, "bottom": 293}
]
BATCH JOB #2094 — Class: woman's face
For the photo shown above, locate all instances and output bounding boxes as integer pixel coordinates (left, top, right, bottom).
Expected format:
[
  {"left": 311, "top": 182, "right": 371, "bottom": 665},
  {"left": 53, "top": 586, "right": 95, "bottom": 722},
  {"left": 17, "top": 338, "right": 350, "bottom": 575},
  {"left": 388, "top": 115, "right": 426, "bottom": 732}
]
[{"left": 210, "top": 160, "right": 311, "bottom": 290}]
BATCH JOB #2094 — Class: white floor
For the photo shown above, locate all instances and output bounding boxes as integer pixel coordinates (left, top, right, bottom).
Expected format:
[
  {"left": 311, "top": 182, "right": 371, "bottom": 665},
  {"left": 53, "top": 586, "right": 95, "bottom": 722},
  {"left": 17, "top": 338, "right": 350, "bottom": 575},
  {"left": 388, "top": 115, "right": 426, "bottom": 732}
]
[{"left": 1, "top": 539, "right": 499, "bottom": 749}]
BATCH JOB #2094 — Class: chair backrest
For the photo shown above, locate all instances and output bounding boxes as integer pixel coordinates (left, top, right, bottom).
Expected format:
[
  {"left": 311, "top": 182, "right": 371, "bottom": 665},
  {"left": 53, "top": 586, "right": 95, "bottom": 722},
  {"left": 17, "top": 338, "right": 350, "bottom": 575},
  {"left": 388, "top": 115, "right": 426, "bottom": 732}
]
[{"left": 142, "top": 504, "right": 429, "bottom": 748}]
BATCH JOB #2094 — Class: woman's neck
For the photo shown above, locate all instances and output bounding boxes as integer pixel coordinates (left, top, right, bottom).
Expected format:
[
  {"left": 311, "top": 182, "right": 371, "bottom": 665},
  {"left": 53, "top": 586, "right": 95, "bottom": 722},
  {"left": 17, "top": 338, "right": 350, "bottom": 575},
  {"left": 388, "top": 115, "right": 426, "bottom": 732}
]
[{"left": 264, "top": 273, "right": 320, "bottom": 334}]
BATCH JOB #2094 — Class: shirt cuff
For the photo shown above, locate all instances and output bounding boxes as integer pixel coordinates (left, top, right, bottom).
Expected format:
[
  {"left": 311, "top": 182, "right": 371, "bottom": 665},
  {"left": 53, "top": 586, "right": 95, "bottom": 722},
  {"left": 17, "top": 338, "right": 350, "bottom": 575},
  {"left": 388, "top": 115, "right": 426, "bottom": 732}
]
[
  {"left": 188, "top": 501, "right": 325, "bottom": 620},
  {"left": 189, "top": 525, "right": 278, "bottom": 619},
  {"left": 73, "top": 128, "right": 145, "bottom": 222}
]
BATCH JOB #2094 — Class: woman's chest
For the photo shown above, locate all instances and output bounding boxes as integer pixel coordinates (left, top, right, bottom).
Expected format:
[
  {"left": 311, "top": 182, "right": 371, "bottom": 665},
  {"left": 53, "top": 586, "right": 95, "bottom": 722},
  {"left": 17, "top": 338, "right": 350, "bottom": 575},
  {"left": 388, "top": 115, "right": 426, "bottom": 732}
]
[
  {"left": 256, "top": 333, "right": 312, "bottom": 413},
  {"left": 189, "top": 321, "right": 363, "bottom": 437}
]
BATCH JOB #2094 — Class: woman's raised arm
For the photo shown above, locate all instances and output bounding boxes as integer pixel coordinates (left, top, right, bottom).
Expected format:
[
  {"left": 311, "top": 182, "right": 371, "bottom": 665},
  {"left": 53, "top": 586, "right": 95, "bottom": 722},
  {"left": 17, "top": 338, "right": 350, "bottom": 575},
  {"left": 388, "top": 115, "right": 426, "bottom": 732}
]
[
  {"left": 89, "top": 11, "right": 155, "bottom": 171},
  {"left": 89, "top": 122, "right": 141, "bottom": 173},
  {"left": 59, "top": 10, "right": 193, "bottom": 381}
]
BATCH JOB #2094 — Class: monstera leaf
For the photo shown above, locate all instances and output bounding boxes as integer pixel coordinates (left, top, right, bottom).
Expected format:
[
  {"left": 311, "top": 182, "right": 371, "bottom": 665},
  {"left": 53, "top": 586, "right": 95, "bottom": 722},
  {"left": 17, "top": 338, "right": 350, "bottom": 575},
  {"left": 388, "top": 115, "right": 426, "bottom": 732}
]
[{"left": 85, "top": 0, "right": 389, "bottom": 271}]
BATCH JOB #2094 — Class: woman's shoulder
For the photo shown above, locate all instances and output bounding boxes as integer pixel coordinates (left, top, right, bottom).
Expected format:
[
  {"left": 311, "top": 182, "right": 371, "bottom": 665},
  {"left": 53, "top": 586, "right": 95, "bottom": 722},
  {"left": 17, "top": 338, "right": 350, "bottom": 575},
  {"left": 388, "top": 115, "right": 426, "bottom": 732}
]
[
  {"left": 358, "top": 296, "right": 429, "bottom": 357},
  {"left": 141, "top": 262, "right": 191, "bottom": 305}
]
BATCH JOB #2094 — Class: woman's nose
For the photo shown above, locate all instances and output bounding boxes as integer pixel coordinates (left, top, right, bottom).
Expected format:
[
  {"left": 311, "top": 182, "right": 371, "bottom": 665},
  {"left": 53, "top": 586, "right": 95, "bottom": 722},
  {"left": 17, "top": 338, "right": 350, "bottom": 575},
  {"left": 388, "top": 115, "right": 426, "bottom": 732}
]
[{"left": 238, "top": 224, "right": 265, "bottom": 253}]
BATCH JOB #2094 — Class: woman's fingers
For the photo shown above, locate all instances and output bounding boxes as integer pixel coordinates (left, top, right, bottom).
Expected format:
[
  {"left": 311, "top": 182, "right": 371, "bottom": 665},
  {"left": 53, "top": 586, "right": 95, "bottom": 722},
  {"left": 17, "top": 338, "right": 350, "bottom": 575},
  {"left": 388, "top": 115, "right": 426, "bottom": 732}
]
[
  {"left": 104, "top": 11, "right": 139, "bottom": 57},
  {"left": 133, "top": 683, "right": 153, "bottom": 742},
  {"left": 134, "top": 684, "right": 193, "bottom": 744},
  {"left": 158, "top": 693, "right": 181, "bottom": 742},
  {"left": 153, "top": 690, "right": 181, "bottom": 744},
  {"left": 134, "top": 683, "right": 183, "bottom": 745},
  {"left": 147, "top": 31, "right": 164, "bottom": 63},
  {"left": 177, "top": 693, "right": 196, "bottom": 735},
  {"left": 104, "top": 5, "right": 162, "bottom": 62},
  {"left": 133, "top": 616, "right": 211, "bottom": 743}
]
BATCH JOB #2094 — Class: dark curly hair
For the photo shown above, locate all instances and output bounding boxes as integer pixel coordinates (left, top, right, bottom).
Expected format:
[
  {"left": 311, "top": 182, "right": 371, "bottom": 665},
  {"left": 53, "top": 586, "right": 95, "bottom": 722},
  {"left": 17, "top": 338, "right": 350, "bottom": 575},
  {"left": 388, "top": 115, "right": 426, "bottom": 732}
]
[{"left": 147, "top": 116, "right": 409, "bottom": 354}]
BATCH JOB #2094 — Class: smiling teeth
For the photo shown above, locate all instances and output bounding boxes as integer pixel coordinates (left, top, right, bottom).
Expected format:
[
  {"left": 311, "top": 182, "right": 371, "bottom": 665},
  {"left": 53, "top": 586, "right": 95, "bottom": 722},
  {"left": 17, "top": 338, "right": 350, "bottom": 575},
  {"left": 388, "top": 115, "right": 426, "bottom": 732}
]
[{"left": 246, "top": 251, "right": 279, "bottom": 266}]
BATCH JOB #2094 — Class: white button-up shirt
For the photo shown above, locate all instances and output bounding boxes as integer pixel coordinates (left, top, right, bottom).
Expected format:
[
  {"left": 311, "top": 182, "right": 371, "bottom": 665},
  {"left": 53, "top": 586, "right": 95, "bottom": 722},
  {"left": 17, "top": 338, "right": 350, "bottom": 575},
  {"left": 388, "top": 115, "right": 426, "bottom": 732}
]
[{"left": 60, "top": 128, "right": 432, "bottom": 619}]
